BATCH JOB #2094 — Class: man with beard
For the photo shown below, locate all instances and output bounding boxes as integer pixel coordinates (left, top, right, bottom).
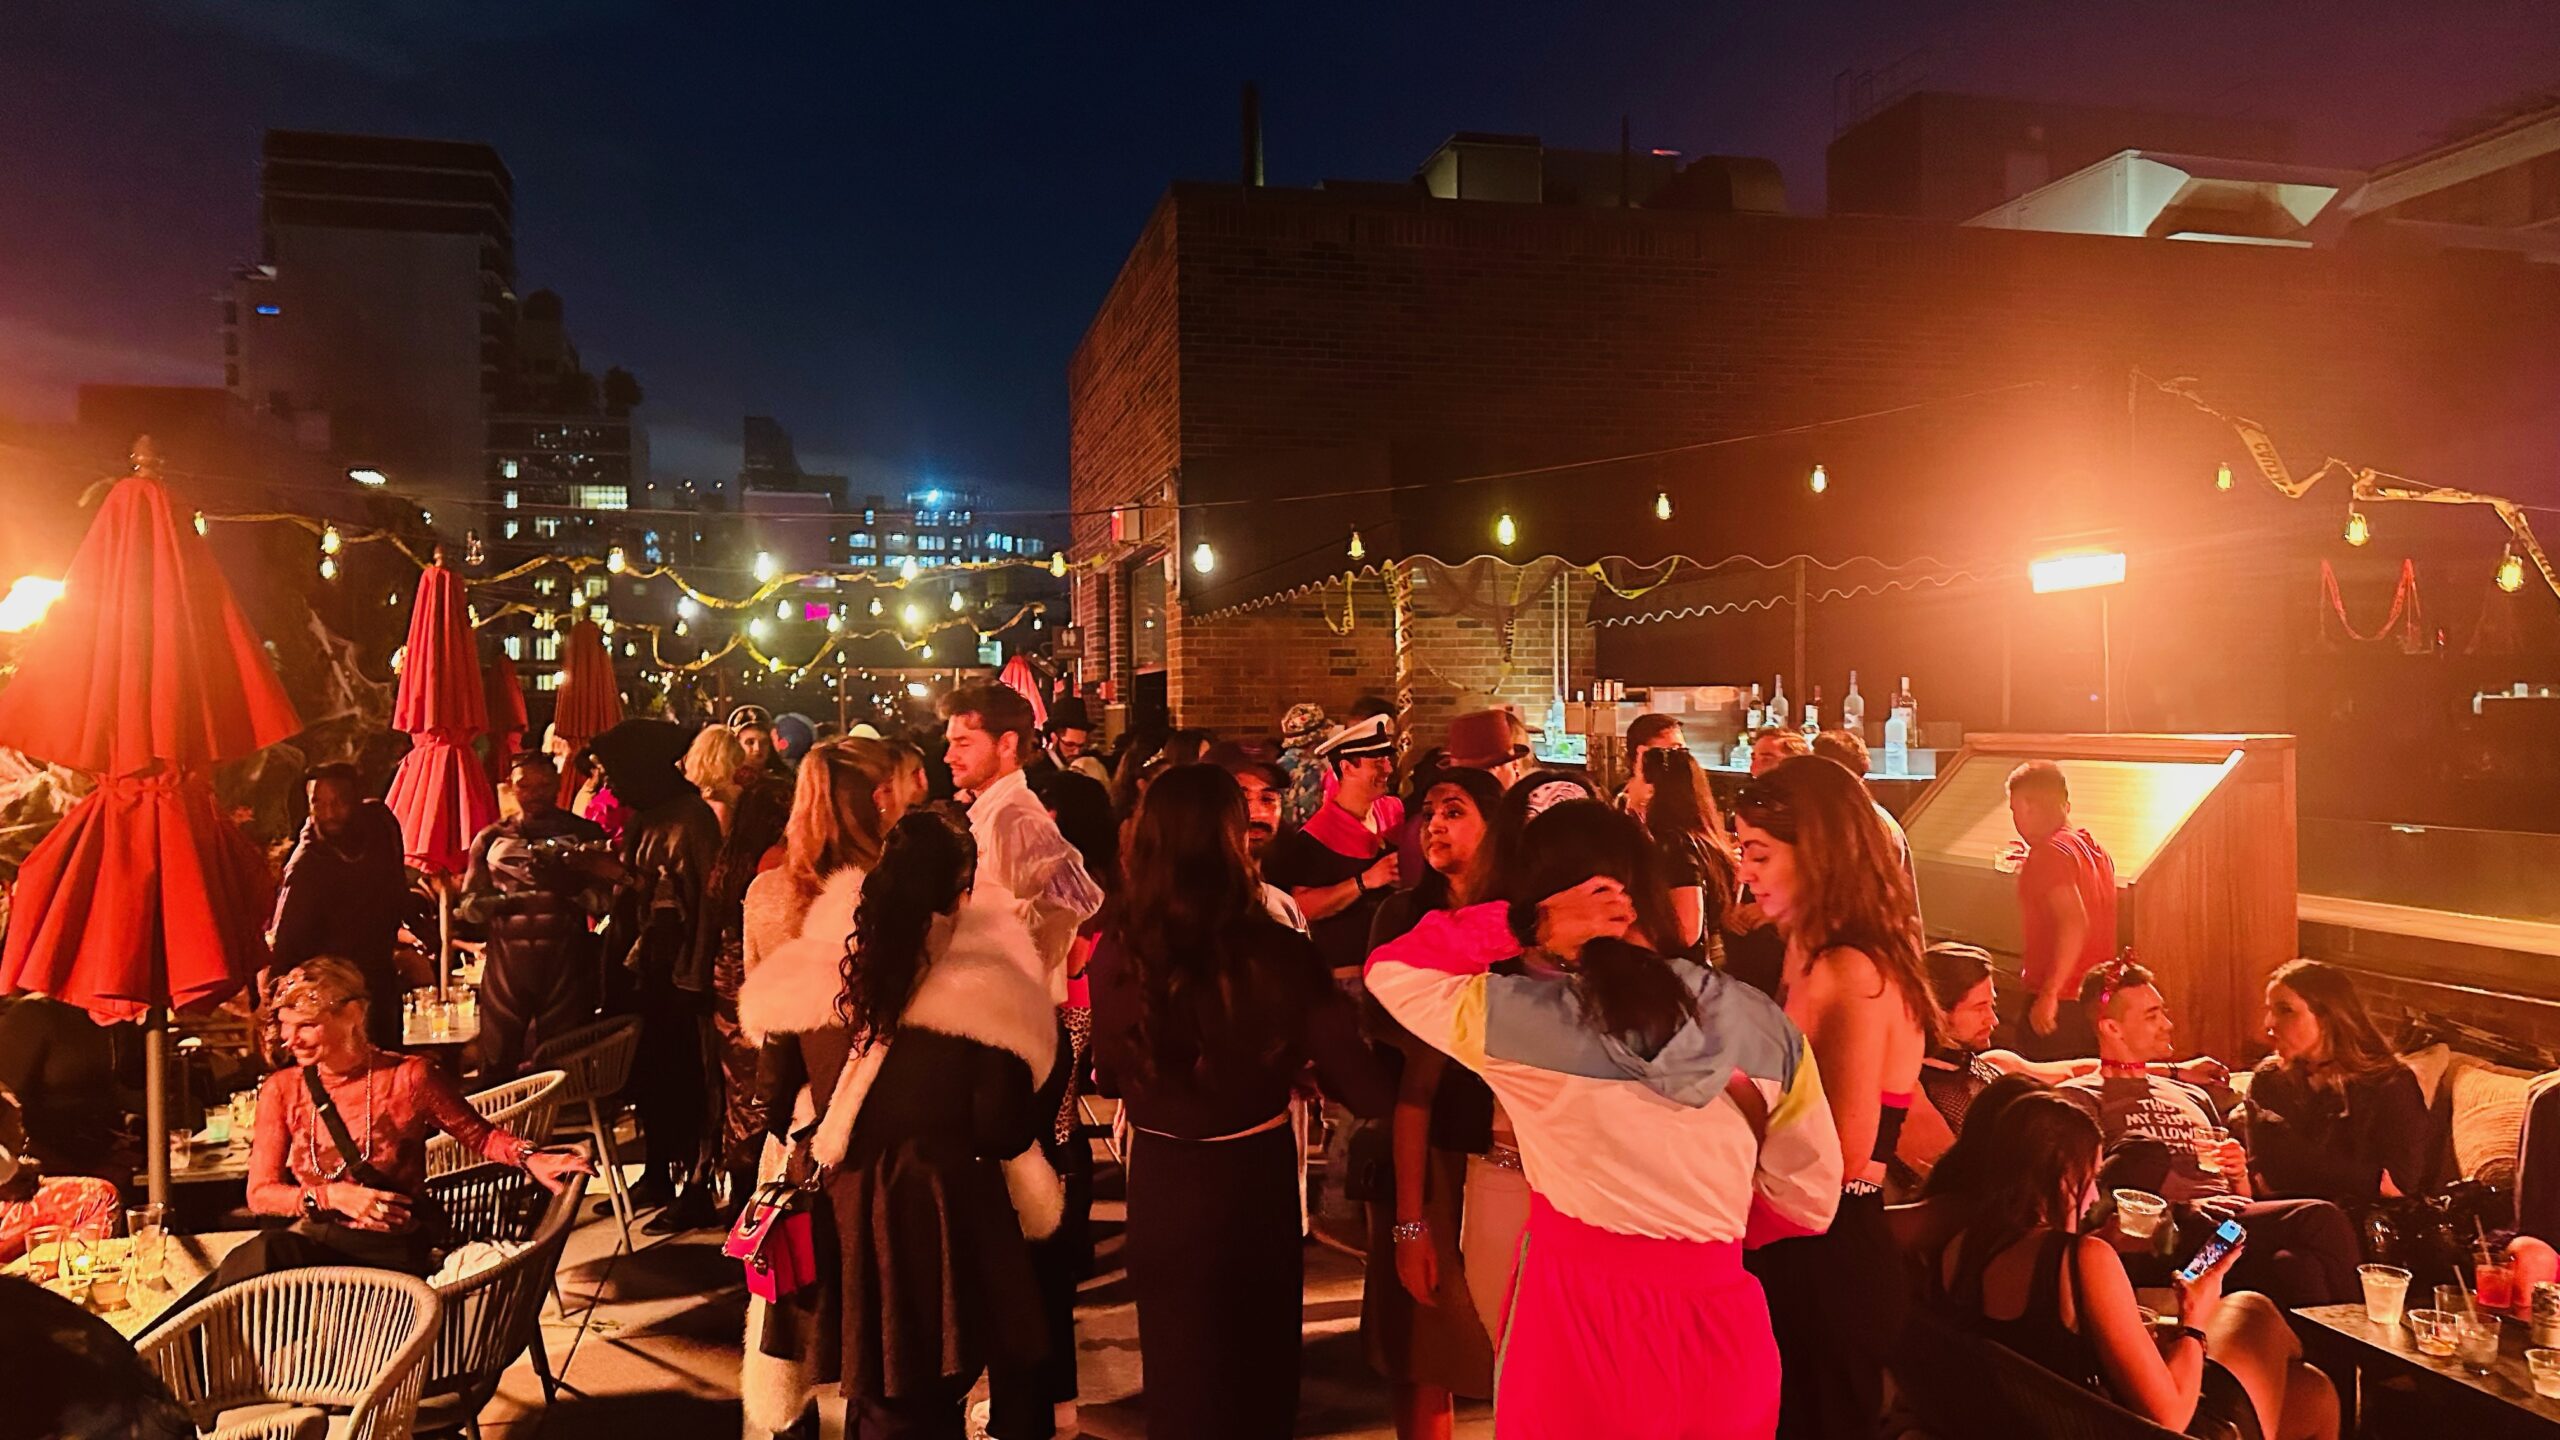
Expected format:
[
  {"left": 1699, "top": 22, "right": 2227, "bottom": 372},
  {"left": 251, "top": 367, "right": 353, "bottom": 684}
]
[
  {"left": 1260, "top": 715, "right": 1402, "bottom": 980},
  {"left": 459, "top": 752, "right": 612, "bottom": 1077},
  {"left": 1218, "top": 749, "right": 1310, "bottom": 932},
  {"left": 942, "top": 684, "right": 1105, "bottom": 989},
  {"left": 578, "top": 720, "right": 722, "bottom": 1220},
  {"left": 270, "top": 764, "right": 416, "bottom": 1047}
]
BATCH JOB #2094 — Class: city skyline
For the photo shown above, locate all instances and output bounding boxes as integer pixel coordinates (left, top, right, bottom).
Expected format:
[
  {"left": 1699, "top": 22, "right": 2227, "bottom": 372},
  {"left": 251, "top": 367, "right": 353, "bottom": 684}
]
[{"left": 3, "top": 0, "right": 2554, "bottom": 514}]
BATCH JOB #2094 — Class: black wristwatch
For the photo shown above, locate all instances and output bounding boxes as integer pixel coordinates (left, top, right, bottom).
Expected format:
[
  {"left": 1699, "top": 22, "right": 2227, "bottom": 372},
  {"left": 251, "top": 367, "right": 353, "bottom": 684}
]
[
  {"left": 301, "top": 1187, "right": 326, "bottom": 1222},
  {"left": 2173, "top": 1324, "right": 2209, "bottom": 1353}
]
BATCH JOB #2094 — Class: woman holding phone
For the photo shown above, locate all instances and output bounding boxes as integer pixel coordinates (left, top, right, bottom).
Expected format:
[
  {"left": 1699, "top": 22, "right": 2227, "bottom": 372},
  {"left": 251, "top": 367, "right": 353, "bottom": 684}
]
[{"left": 1926, "top": 1092, "right": 2336, "bottom": 1440}]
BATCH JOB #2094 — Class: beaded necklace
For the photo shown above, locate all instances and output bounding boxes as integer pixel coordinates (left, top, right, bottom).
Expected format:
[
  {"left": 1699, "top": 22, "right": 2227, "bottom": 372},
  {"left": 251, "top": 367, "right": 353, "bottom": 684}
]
[{"left": 305, "top": 1048, "right": 378, "bottom": 1181}]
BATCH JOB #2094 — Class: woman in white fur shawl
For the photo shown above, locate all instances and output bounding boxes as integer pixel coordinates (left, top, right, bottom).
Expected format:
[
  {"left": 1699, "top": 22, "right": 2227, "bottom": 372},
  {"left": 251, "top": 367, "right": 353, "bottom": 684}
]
[{"left": 738, "top": 806, "right": 1068, "bottom": 1440}]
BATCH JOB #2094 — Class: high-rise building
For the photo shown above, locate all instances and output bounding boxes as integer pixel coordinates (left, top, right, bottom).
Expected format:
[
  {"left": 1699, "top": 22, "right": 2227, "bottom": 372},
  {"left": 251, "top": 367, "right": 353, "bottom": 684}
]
[{"left": 225, "top": 130, "right": 515, "bottom": 512}]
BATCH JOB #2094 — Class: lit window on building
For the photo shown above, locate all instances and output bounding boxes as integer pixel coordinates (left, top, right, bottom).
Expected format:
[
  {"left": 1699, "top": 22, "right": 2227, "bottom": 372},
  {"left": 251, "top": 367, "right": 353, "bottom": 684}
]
[
  {"left": 536, "top": 673, "right": 561, "bottom": 693},
  {"left": 503, "top": 519, "right": 521, "bottom": 540},
  {"left": 254, "top": 303, "right": 282, "bottom": 316},
  {"left": 503, "top": 635, "right": 524, "bottom": 660},
  {"left": 888, "top": 532, "right": 908, "bottom": 548},
  {"left": 585, "top": 576, "right": 608, "bottom": 598},
  {"left": 535, "top": 576, "right": 557, "bottom": 596},
  {"left": 503, "top": 491, "right": 519, "bottom": 510},
  {"left": 536, "top": 634, "right": 561, "bottom": 661},
  {"left": 569, "top": 485, "right": 629, "bottom": 511},
  {"left": 503, "top": 459, "right": 521, "bottom": 480},
  {"left": 864, "top": 509, "right": 876, "bottom": 525},
  {"left": 590, "top": 603, "right": 609, "bottom": 622},
  {"left": 849, "top": 532, "right": 873, "bottom": 547},
  {"left": 535, "top": 516, "right": 561, "bottom": 538}
]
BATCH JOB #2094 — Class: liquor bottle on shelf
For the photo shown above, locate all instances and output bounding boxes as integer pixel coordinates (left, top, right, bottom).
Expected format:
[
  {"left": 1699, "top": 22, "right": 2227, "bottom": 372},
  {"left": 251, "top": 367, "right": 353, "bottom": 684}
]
[
  {"left": 1744, "top": 683, "right": 1765, "bottom": 732},
  {"left": 1884, "top": 675, "right": 1916, "bottom": 777},
  {"left": 1765, "top": 675, "right": 1789, "bottom": 732},
  {"left": 1842, "top": 671, "right": 1866, "bottom": 737},
  {"left": 1801, "top": 685, "right": 1823, "bottom": 739},
  {"left": 1730, "top": 731, "right": 1751, "bottom": 770}
]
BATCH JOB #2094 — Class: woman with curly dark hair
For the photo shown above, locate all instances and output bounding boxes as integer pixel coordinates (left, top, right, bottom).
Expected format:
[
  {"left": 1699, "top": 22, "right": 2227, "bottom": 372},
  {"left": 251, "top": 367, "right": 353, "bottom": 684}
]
[
  {"left": 739, "top": 808, "right": 1070, "bottom": 1439},
  {"left": 1087, "top": 764, "right": 1392, "bottom": 1440}
]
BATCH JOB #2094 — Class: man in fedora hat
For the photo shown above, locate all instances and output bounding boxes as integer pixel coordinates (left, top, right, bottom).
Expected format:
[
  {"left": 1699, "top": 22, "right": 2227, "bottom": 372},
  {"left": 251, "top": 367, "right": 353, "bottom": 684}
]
[
  {"left": 1442, "top": 708, "right": 1535, "bottom": 789},
  {"left": 1261, "top": 714, "right": 1403, "bottom": 980},
  {"left": 1026, "top": 695, "right": 1110, "bottom": 789}
]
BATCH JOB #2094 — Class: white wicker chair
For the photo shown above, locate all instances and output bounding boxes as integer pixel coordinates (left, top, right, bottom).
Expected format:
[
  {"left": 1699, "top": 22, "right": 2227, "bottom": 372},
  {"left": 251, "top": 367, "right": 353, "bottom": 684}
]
[
  {"left": 415, "top": 1158, "right": 587, "bottom": 1438},
  {"left": 139, "top": 1267, "right": 442, "bottom": 1440},
  {"left": 528, "top": 1017, "right": 643, "bottom": 1247},
  {"left": 423, "top": 1069, "right": 568, "bottom": 1179}
]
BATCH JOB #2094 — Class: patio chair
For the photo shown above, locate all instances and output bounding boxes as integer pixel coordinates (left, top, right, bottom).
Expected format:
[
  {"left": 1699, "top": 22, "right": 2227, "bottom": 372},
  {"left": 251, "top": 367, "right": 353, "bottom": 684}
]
[
  {"left": 528, "top": 1017, "right": 643, "bottom": 1248},
  {"left": 138, "top": 1267, "right": 441, "bottom": 1440},
  {"left": 423, "top": 1069, "right": 568, "bottom": 1180},
  {"left": 414, "top": 1157, "right": 588, "bottom": 1438}
]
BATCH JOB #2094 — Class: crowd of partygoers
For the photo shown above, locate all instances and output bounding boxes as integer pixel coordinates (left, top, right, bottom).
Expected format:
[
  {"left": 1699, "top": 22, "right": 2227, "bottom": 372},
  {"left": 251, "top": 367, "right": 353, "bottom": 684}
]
[{"left": 3, "top": 686, "right": 2484, "bottom": 1440}]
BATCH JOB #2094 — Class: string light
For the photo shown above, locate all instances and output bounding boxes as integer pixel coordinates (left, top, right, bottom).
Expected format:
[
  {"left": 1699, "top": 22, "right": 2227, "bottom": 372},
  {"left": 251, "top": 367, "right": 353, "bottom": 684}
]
[
  {"left": 870, "top": 597, "right": 885, "bottom": 618},
  {"left": 318, "top": 555, "right": 338, "bottom": 581},
  {"left": 389, "top": 645, "right": 407, "bottom": 674},
  {"left": 1654, "top": 492, "right": 1673, "bottom": 522},
  {"left": 1049, "top": 551, "right": 1068, "bottom": 578},
  {"left": 899, "top": 556, "right": 921, "bottom": 582},
  {"left": 320, "top": 523, "right": 343, "bottom": 556},
  {"left": 949, "top": 590, "right": 968, "bottom": 612},
  {"left": 2215, "top": 461, "right": 2234, "bottom": 493},
  {"left": 677, "top": 596, "right": 701, "bottom": 622},
  {"left": 675, "top": 620, "right": 689, "bottom": 638},
  {"left": 2499, "top": 549, "right": 2528, "bottom": 593},
  {"left": 464, "top": 531, "right": 486, "bottom": 567},
  {"left": 775, "top": 598, "right": 792, "bottom": 619},
  {"left": 825, "top": 612, "right": 843, "bottom": 633},
  {"left": 901, "top": 602, "right": 923, "bottom": 628},
  {"left": 1494, "top": 513, "right": 1517, "bottom": 548},
  {"left": 623, "top": 641, "right": 639, "bottom": 657},
  {"left": 568, "top": 588, "right": 588, "bottom": 610},
  {"left": 1809, "top": 464, "right": 1829, "bottom": 496},
  {"left": 193, "top": 511, "right": 209, "bottom": 537},
  {"left": 1348, "top": 530, "right": 1366, "bottom": 561},
  {"left": 753, "top": 551, "right": 779, "bottom": 583},
  {"left": 1191, "top": 541, "right": 1218, "bottom": 574},
  {"left": 2345, "top": 506, "right": 2371, "bottom": 547},
  {"left": 386, "top": 590, "right": 401, "bottom": 606},
  {"left": 749, "top": 617, "right": 772, "bottom": 641},
  {"left": 606, "top": 545, "right": 627, "bottom": 574}
]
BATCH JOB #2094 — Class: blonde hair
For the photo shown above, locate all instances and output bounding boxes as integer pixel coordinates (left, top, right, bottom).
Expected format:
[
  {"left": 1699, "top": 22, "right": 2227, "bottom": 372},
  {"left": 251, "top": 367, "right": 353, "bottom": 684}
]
[
  {"left": 275, "top": 957, "right": 372, "bottom": 1017},
  {"left": 683, "top": 724, "right": 748, "bottom": 798},
  {"left": 786, "top": 738, "right": 903, "bottom": 899}
]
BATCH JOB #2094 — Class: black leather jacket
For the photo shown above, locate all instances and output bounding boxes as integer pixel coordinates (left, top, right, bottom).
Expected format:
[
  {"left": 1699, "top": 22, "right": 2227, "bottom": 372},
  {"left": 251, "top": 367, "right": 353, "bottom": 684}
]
[
  {"left": 602, "top": 794, "right": 721, "bottom": 992},
  {"left": 457, "top": 808, "right": 612, "bottom": 979}
]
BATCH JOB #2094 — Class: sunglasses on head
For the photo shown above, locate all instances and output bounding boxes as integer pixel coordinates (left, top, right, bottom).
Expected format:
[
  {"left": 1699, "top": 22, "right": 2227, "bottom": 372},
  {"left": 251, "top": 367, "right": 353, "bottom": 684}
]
[{"left": 2087, "top": 958, "right": 2140, "bottom": 1011}]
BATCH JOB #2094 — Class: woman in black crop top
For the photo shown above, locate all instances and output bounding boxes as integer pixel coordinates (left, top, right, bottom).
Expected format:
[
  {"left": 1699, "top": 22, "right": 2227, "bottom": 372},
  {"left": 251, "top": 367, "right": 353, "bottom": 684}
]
[{"left": 1931, "top": 1093, "right": 2337, "bottom": 1440}]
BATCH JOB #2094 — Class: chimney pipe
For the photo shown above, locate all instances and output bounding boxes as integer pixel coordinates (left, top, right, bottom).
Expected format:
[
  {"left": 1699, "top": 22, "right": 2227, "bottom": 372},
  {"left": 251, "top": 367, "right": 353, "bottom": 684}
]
[{"left": 1241, "top": 82, "right": 1265, "bottom": 188}]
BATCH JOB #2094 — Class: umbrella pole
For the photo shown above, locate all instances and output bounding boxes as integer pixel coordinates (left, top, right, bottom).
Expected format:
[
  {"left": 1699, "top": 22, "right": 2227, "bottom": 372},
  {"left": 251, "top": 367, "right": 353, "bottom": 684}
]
[
  {"left": 145, "top": 1004, "right": 171, "bottom": 1207},
  {"left": 437, "top": 882, "right": 453, "bottom": 1001}
]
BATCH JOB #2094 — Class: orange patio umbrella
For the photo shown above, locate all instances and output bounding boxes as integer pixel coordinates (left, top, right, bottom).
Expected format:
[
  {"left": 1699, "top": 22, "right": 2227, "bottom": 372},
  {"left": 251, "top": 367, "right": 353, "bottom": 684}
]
[
  {"left": 0, "top": 441, "right": 302, "bottom": 1201},
  {"left": 547, "top": 618, "right": 622, "bottom": 808}
]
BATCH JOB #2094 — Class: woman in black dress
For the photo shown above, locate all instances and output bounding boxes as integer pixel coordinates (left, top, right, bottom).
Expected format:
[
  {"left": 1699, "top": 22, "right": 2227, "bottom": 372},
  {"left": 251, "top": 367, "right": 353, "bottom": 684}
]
[
  {"left": 1088, "top": 764, "right": 1393, "bottom": 1440},
  {"left": 1627, "top": 746, "right": 1740, "bottom": 964},
  {"left": 754, "top": 809, "right": 1070, "bottom": 1440},
  {"left": 2246, "top": 960, "right": 2445, "bottom": 1207}
]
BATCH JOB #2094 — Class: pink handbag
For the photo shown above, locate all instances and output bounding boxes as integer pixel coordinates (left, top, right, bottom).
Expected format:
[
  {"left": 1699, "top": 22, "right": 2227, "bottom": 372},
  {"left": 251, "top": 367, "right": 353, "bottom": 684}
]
[{"left": 725, "top": 1179, "right": 817, "bottom": 1302}]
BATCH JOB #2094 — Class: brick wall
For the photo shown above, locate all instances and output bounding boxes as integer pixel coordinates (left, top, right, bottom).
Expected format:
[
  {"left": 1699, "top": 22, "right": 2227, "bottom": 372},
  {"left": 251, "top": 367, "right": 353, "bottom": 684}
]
[
  {"left": 1067, "top": 181, "right": 2560, "bottom": 767},
  {"left": 1066, "top": 196, "right": 1181, "bottom": 706}
]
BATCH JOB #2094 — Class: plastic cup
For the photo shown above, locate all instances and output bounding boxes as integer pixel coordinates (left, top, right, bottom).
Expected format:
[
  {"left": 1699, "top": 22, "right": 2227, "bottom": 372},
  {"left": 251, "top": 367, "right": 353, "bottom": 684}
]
[
  {"left": 126, "top": 1205, "right": 167, "bottom": 1287},
  {"left": 167, "top": 1128, "right": 193, "bottom": 1166},
  {"left": 2457, "top": 1312, "right": 2504, "bottom": 1373},
  {"left": 25, "top": 1225, "right": 63, "bottom": 1282},
  {"left": 2360, "top": 1264, "right": 2412, "bottom": 1327},
  {"left": 2438, "top": 1283, "right": 2474, "bottom": 1316},
  {"left": 2527, "top": 1348, "right": 2560, "bottom": 1399},
  {"left": 2114, "top": 1189, "right": 2169, "bottom": 1241},
  {"left": 2410, "top": 1308, "right": 2460, "bottom": 1357}
]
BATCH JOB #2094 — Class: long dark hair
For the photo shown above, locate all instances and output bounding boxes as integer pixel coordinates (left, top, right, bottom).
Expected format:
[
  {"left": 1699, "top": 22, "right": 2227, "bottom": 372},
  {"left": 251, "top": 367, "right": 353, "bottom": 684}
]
[
  {"left": 1921, "top": 1072, "right": 2049, "bottom": 1201},
  {"left": 1505, "top": 800, "right": 1698, "bottom": 1055},
  {"left": 838, "top": 809, "right": 976, "bottom": 1047},
  {"left": 1032, "top": 768, "right": 1122, "bottom": 897},
  {"left": 1734, "top": 754, "right": 1939, "bottom": 1041},
  {"left": 1110, "top": 764, "right": 1301, "bottom": 1083},
  {"left": 1946, "top": 1090, "right": 2103, "bottom": 1293},
  {"left": 1409, "top": 765, "right": 1507, "bottom": 911},
  {"left": 698, "top": 779, "right": 792, "bottom": 964},
  {"left": 2268, "top": 958, "right": 2398, "bottom": 1079},
  {"left": 1642, "top": 745, "right": 1739, "bottom": 931}
]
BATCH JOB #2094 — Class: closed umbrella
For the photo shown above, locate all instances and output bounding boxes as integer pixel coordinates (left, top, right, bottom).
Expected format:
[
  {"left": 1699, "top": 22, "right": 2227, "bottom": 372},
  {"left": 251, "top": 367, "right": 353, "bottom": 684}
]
[
  {"left": 482, "top": 642, "right": 529, "bottom": 767},
  {"left": 548, "top": 619, "right": 622, "bottom": 810},
  {"left": 997, "top": 654, "right": 1048, "bottom": 728},
  {"left": 0, "top": 441, "right": 302, "bottom": 1203},
  {"left": 383, "top": 560, "right": 494, "bottom": 877}
]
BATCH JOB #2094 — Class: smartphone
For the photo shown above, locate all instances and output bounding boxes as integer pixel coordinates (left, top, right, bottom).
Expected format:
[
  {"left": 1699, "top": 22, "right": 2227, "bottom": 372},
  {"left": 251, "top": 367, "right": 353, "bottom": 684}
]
[{"left": 2175, "top": 1217, "right": 2246, "bottom": 1283}]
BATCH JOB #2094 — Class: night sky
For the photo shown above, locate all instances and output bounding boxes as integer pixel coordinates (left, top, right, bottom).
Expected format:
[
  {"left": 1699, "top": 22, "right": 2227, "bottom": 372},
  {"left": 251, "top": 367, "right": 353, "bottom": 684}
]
[{"left": 3, "top": 1, "right": 2552, "bottom": 516}]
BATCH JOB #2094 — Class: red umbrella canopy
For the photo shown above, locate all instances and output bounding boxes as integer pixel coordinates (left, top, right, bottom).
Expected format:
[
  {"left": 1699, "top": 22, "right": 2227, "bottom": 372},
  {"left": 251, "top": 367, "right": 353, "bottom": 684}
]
[
  {"left": 0, "top": 462, "right": 299, "bottom": 1020},
  {"left": 384, "top": 563, "right": 495, "bottom": 874},
  {"left": 998, "top": 655, "right": 1048, "bottom": 728},
  {"left": 549, "top": 618, "right": 623, "bottom": 749},
  {"left": 483, "top": 645, "right": 530, "bottom": 759},
  {"left": 0, "top": 471, "right": 299, "bottom": 775}
]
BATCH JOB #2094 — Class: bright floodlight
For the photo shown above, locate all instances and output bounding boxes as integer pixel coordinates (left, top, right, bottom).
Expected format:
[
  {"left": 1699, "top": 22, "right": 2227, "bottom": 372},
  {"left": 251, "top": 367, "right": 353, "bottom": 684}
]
[
  {"left": 0, "top": 576, "right": 67, "bottom": 633},
  {"left": 2029, "top": 550, "right": 2128, "bottom": 594},
  {"left": 349, "top": 468, "right": 388, "bottom": 487}
]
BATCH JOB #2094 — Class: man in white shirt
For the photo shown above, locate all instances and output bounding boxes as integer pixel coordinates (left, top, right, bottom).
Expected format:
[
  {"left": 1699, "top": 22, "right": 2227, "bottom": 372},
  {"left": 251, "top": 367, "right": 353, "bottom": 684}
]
[{"left": 942, "top": 683, "right": 1105, "bottom": 995}]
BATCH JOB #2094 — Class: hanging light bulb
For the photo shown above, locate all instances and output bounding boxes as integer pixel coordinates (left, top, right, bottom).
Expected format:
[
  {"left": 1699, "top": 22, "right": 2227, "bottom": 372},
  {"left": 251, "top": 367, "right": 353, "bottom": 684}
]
[
  {"left": 568, "top": 587, "right": 588, "bottom": 610},
  {"left": 1032, "top": 613, "right": 1045, "bottom": 630},
  {"left": 901, "top": 602, "right": 923, "bottom": 628},
  {"left": 2215, "top": 461, "right": 2235, "bottom": 493},
  {"left": 386, "top": 590, "right": 401, "bottom": 606},
  {"left": 320, "top": 523, "right": 343, "bottom": 556},
  {"left": 1654, "top": 491, "right": 1673, "bottom": 522},
  {"left": 749, "top": 617, "right": 772, "bottom": 641},
  {"left": 753, "top": 551, "right": 779, "bottom": 583},
  {"left": 768, "top": 656, "right": 786, "bottom": 673},
  {"left": 826, "top": 612, "right": 843, "bottom": 633},
  {"left": 899, "top": 555, "right": 920, "bottom": 582},
  {"left": 1809, "top": 464, "right": 1829, "bottom": 496},
  {"left": 675, "top": 620, "right": 689, "bottom": 638},
  {"left": 776, "top": 598, "right": 792, "bottom": 619},
  {"left": 1191, "top": 541, "right": 1217, "bottom": 574},
  {"left": 623, "top": 641, "right": 639, "bottom": 657},
  {"left": 464, "top": 530, "right": 486, "bottom": 567},
  {"left": 389, "top": 645, "right": 407, "bottom": 674},
  {"left": 1348, "top": 530, "right": 1367, "bottom": 561},
  {"left": 467, "top": 604, "right": 481, "bottom": 626},
  {"left": 606, "top": 545, "right": 627, "bottom": 574},
  {"left": 870, "top": 596, "right": 886, "bottom": 618},
  {"left": 1049, "top": 551, "right": 1068, "bottom": 578},
  {"left": 2498, "top": 549, "right": 2528, "bottom": 593},
  {"left": 318, "top": 555, "right": 338, "bottom": 581},
  {"left": 1494, "top": 513, "right": 1517, "bottom": 548},
  {"left": 599, "top": 617, "right": 615, "bottom": 635},
  {"left": 193, "top": 510, "right": 209, "bottom": 537},
  {"left": 950, "top": 589, "right": 968, "bottom": 611},
  {"left": 676, "top": 596, "right": 701, "bottom": 622},
  {"left": 2345, "top": 506, "right": 2371, "bottom": 547},
  {"left": 555, "top": 668, "right": 572, "bottom": 688}
]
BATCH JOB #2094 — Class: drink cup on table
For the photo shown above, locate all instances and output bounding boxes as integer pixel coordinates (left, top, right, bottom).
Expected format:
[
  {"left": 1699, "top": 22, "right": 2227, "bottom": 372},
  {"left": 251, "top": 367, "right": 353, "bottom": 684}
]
[
  {"left": 2479, "top": 1245, "right": 2518, "bottom": 1313},
  {"left": 167, "top": 1128, "right": 192, "bottom": 1166},
  {"left": 2528, "top": 1348, "right": 2560, "bottom": 1399},
  {"left": 2410, "top": 1309, "right": 2460, "bottom": 1357},
  {"left": 2114, "top": 1189, "right": 2168, "bottom": 1241},
  {"left": 2438, "top": 1283, "right": 2474, "bottom": 1317},
  {"left": 125, "top": 1205, "right": 167, "bottom": 1287},
  {"left": 2359, "top": 1265, "right": 2412, "bottom": 1327},
  {"left": 25, "top": 1224, "right": 63, "bottom": 1282},
  {"left": 2456, "top": 1312, "right": 2503, "bottom": 1373}
]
